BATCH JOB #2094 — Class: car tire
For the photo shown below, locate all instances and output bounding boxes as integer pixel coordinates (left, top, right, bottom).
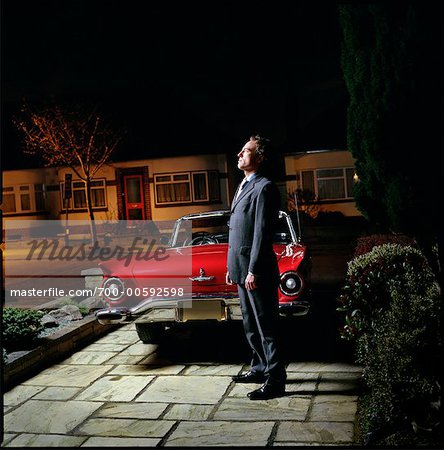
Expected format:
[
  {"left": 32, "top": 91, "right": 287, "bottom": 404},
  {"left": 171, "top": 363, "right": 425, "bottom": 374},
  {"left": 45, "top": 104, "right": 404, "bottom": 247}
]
[{"left": 135, "top": 323, "right": 165, "bottom": 344}]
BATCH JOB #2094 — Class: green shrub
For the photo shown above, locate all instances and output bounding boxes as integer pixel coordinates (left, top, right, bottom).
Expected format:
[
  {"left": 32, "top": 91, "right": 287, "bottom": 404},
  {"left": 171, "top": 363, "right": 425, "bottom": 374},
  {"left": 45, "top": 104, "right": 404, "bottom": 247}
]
[
  {"left": 353, "top": 233, "right": 416, "bottom": 257},
  {"left": 2, "top": 307, "right": 45, "bottom": 351},
  {"left": 337, "top": 243, "right": 442, "bottom": 446}
]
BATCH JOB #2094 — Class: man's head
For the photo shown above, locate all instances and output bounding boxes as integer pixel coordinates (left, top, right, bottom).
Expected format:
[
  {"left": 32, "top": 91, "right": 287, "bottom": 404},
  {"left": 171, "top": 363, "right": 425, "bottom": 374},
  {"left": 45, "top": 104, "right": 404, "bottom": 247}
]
[{"left": 237, "top": 135, "right": 271, "bottom": 174}]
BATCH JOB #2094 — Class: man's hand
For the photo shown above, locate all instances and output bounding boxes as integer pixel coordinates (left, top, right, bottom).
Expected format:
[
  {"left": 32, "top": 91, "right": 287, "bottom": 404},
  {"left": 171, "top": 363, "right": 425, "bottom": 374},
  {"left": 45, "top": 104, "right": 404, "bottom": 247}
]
[
  {"left": 245, "top": 273, "right": 258, "bottom": 291},
  {"left": 226, "top": 272, "right": 233, "bottom": 285}
]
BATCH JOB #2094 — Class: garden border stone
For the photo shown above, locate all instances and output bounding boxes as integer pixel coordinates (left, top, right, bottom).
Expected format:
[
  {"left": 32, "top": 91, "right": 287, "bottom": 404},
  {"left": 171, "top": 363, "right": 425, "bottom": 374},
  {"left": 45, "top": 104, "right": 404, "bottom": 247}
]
[{"left": 3, "top": 314, "right": 119, "bottom": 391}]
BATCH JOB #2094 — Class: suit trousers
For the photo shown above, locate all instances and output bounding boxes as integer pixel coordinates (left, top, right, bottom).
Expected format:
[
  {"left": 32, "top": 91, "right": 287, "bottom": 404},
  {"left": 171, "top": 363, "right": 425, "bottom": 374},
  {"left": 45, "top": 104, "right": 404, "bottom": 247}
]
[{"left": 237, "top": 282, "right": 287, "bottom": 385}]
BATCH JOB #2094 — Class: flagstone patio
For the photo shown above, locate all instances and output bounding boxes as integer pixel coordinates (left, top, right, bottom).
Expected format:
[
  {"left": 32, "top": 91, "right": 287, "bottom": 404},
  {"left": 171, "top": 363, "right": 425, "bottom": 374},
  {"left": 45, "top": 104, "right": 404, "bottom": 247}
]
[{"left": 2, "top": 323, "right": 361, "bottom": 447}]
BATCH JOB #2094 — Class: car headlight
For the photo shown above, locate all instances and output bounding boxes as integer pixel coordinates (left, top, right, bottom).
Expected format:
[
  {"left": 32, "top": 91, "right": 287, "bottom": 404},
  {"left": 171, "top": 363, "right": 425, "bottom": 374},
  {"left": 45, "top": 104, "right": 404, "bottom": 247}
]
[
  {"left": 102, "top": 277, "right": 126, "bottom": 302},
  {"left": 279, "top": 271, "right": 303, "bottom": 296}
]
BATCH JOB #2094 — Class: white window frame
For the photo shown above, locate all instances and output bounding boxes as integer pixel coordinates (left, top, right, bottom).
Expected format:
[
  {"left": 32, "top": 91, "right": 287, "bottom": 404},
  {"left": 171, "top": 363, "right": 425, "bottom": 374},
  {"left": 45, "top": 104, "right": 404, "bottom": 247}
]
[
  {"left": 154, "top": 172, "right": 192, "bottom": 205},
  {"left": 1, "top": 184, "right": 46, "bottom": 213},
  {"left": 300, "top": 167, "right": 355, "bottom": 201},
  {"left": 59, "top": 178, "right": 107, "bottom": 210},
  {"left": 192, "top": 171, "right": 209, "bottom": 202},
  {"left": 154, "top": 170, "right": 220, "bottom": 206}
]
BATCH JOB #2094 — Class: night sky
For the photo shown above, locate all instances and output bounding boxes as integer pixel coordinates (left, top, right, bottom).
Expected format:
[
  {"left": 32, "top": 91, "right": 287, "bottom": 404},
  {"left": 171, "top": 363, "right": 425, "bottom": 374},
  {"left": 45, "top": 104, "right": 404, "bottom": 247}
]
[{"left": 1, "top": 1, "right": 348, "bottom": 169}]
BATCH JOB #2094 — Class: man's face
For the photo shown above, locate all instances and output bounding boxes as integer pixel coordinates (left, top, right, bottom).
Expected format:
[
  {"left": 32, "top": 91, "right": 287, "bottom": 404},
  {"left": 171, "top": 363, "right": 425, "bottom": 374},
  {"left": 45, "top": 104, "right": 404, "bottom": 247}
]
[{"left": 237, "top": 139, "right": 262, "bottom": 172}]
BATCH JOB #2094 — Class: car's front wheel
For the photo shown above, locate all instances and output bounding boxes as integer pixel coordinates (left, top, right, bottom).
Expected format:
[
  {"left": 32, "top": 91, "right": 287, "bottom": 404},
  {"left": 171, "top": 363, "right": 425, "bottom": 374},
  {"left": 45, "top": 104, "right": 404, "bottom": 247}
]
[{"left": 135, "top": 323, "right": 165, "bottom": 344}]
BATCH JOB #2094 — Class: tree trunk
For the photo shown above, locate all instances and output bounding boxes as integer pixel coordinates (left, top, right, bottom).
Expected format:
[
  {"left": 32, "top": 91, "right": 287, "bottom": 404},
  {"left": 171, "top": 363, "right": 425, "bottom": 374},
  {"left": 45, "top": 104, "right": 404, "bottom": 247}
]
[{"left": 85, "top": 177, "right": 98, "bottom": 246}]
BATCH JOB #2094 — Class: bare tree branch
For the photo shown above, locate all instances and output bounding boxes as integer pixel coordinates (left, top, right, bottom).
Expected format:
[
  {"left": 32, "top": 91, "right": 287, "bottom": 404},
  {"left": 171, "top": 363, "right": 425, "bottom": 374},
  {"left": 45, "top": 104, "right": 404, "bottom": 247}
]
[{"left": 14, "top": 102, "right": 122, "bottom": 244}]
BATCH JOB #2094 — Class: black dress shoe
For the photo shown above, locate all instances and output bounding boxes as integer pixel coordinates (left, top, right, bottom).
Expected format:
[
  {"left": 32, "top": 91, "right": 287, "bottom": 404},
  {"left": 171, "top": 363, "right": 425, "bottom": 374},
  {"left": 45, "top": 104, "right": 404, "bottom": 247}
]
[
  {"left": 232, "top": 370, "right": 267, "bottom": 383},
  {"left": 247, "top": 382, "right": 285, "bottom": 400}
]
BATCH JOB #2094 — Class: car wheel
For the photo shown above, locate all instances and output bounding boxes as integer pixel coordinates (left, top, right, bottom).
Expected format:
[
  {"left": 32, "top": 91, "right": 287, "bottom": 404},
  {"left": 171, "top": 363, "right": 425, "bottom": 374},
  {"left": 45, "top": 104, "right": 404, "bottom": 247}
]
[{"left": 135, "top": 323, "right": 165, "bottom": 344}]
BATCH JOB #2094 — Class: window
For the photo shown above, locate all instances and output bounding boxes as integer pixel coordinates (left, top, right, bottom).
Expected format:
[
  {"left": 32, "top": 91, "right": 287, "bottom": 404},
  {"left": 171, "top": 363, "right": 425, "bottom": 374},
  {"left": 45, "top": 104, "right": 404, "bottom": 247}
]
[
  {"left": 60, "top": 178, "right": 107, "bottom": 210},
  {"left": 208, "top": 170, "right": 221, "bottom": 201},
  {"left": 155, "top": 173, "right": 191, "bottom": 204},
  {"left": 35, "top": 184, "right": 45, "bottom": 211},
  {"left": 2, "top": 187, "right": 16, "bottom": 213},
  {"left": 301, "top": 167, "right": 355, "bottom": 201},
  {"left": 1, "top": 184, "right": 46, "bottom": 214},
  {"left": 20, "top": 185, "right": 31, "bottom": 211},
  {"left": 154, "top": 170, "right": 220, "bottom": 205}
]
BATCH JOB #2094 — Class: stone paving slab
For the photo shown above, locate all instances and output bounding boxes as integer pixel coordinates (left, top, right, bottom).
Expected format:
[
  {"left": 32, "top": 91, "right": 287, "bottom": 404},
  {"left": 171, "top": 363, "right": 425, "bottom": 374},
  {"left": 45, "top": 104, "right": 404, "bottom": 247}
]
[
  {"left": 92, "top": 402, "right": 169, "bottom": 419},
  {"left": 286, "top": 371, "right": 320, "bottom": 380},
  {"left": 4, "top": 400, "right": 103, "bottom": 434},
  {"left": 273, "top": 442, "right": 341, "bottom": 447},
  {"left": 75, "top": 418, "right": 175, "bottom": 438},
  {"left": 60, "top": 351, "right": 117, "bottom": 365},
  {"left": 94, "top": 331, "right": 141, "bottom": 345},
  {"left": 33, "top": 386, "right": 83, "bottom": 401},
  {"left": 163, "top": 403, "right": 214, "bottom": 421},
  {"left": 213, "top": 396, "right": 311, "bottom": 421},
  {"left": 82, "top": 342, "right": 130, "bottom": 353},
  {"left": 275, "top": 421, "right": 355, "bottom": 444},
  {"left": 182, "top": 364, "right": 243, "bottom": 376},
  {"left": 287, "top": 362, "right": 362, "bottom": 373},
  {"left": 3, "top": 385, "right": 46, "bottom": 406},
  {"left": 2, "top": 323, "right": 362, "bottom": 447},
  {"left": 105, "top": 354, "right": 148, "bottom": 365},
  {"left": 107, "top": 364, "right": 185, "bottom": 376},
  {"left": 76, "top": 375, "right": 155, "bottom": 402},
  {"left": 310, "top": 395, "right": 358, "bottom": 422},
  {"left": 118, "top": 342, "right": 158, "bottom": 356},
  {"left": 80, "top": 436, "right": 161, "bottom": 447},
  {"left": 5, "top": 434, "right": 87, "bottom": 447},
  {"left": 22, "top": 364, "right": 111, "bottom": 387},
  {"left": 0, "top": 436, "right": 16, "bottom": 448},
  {"left": 318, "top": 379, "right": 360, "bottom": 393},
  {"left": 163, "top": 421, "right": 275, "bottom": 447},
  {"left": 135, "top": 375, "right": 232, "bottom": 404}
]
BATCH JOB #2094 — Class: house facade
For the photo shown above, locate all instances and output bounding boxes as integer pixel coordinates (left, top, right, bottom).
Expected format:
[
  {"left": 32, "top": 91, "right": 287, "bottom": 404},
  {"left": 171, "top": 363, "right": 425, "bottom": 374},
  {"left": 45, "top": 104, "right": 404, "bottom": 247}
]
[
  {"left": 285, "top": 149, "right": 361, "bottom": 217},
  {"left": 1, "top": 149, "right": 363, "bottom": 225},
  {"left": 2, "top": 154, "right": 230, "bottom": 222}
]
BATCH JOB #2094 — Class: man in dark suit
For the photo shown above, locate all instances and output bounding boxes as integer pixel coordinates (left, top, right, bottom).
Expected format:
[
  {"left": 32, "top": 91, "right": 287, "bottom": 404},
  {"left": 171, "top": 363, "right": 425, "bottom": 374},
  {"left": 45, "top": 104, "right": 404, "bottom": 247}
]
[{"left": 226, "top": 135, "right": 287, "bottom": 400}]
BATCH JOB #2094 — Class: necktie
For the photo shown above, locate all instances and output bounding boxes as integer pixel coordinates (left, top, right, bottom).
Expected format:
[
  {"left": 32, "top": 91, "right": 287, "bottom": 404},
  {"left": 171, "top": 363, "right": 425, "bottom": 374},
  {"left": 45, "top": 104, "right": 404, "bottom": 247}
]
[{"left": 235, "top": 178, "right": 249, "bottom": 201}]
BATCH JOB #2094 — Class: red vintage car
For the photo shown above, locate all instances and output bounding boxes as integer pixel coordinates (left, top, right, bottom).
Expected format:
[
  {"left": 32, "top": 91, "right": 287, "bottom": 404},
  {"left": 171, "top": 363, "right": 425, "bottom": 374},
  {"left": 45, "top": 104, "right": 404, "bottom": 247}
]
[{"left": 95, "top": 210, "right": 311, "bottom": 343}]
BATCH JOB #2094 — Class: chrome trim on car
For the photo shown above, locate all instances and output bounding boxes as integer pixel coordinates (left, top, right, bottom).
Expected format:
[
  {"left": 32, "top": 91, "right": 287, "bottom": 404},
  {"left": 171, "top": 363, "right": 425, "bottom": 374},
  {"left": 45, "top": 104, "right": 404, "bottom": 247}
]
[
  {"left": 279, "top": 271, "right": 304, "bottom": 296},
  {"left": 278, "top": 301, "right": 310, "bottom": 316},
  {"left": 170, "top": 209, "right": 299, "bottom": 248},
  {"left": 189, "top": 275, "right": 215, "bottom": 281},
  {"left": 95, "top": 295, "right": 310, "bottom": 325},
  {"left": 278, "top": 210, "right": 299, "bottom": 244},
  {"left": 102, "top": 277, "right": 126, "bottom": 302},
  {"left": 189, "top": 268, "right": 215, "bottom": 282}
]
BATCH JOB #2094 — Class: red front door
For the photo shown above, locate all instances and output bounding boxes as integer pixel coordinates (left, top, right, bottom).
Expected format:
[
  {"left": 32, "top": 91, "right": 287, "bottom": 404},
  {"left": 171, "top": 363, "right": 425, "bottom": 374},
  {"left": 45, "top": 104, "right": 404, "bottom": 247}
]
[{"left": 124, "top": 175, "right": 146, "bottom": 221}]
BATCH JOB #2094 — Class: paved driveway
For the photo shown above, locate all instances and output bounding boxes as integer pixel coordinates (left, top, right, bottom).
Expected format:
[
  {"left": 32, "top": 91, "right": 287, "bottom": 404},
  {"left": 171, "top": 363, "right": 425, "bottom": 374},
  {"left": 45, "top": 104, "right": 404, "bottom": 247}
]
[{"left": 3, "top": 317, "right": 361, "bottom": 447}]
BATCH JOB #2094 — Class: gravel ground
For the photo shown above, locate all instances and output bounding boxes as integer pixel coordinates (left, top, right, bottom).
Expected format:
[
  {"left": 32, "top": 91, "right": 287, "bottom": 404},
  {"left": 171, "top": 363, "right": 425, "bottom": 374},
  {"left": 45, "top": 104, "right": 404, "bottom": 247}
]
[{"left": 37, "top": 316, "right": 90, "bottom": 338}]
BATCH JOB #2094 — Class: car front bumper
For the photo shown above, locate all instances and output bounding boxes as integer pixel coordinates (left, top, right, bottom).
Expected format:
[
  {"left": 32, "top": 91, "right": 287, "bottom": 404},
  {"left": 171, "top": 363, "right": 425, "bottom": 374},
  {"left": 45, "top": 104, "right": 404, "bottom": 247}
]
[{"left": 95, "top": 296, "right": 310, "bottom": 325}]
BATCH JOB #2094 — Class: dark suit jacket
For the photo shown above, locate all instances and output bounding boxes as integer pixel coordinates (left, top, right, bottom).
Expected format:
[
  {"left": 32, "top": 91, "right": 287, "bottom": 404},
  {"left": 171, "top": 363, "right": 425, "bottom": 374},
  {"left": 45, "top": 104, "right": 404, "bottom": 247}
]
[{"left": 227, "top": 173, "right": 280, "bottom": 285}]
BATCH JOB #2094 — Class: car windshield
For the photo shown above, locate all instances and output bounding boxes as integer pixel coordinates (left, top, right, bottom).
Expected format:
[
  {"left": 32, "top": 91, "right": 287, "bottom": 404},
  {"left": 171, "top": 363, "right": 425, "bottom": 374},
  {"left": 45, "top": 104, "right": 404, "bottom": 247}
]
[{"left": 170, "top": 211, "right": 298, "bottom": 247}]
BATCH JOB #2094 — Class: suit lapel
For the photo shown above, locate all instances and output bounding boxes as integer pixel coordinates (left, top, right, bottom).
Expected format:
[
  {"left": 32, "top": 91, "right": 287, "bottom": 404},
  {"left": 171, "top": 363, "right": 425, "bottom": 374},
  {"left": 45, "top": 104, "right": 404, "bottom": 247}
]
[{"left": 231, "top": 175, "right": 263, "bottom": 211}]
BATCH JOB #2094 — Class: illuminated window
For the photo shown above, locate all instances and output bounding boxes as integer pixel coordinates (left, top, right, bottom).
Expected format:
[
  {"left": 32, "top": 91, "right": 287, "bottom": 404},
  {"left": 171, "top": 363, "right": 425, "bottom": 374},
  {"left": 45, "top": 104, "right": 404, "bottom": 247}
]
[
  {"left": 154, "top": 171, "right": 220, "bottom": 205},
  {"left": 301, "top": 167, "right": 355, "bottom": 200},
  {"left": 60, "top": 179, "right": 107, "bottom": 210},
  {"left": 1, "top": 184, "right": 46, "bottom": 214}
]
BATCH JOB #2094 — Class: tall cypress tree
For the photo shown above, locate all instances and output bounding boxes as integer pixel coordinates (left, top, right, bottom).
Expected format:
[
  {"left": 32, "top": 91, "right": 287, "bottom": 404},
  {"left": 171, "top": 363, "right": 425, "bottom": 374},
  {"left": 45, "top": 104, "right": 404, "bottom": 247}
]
[{"left": 339, "top": 3, "right": 442, "bottom": 283}]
